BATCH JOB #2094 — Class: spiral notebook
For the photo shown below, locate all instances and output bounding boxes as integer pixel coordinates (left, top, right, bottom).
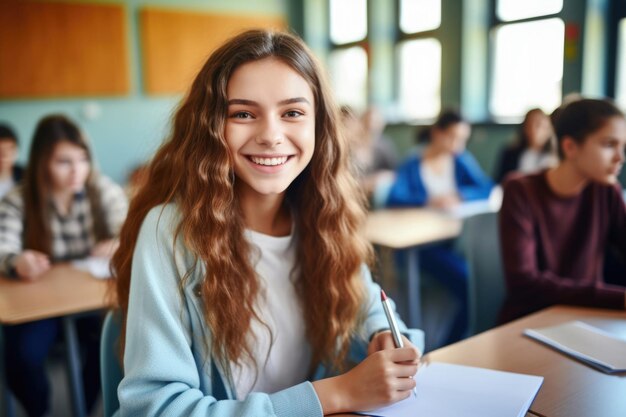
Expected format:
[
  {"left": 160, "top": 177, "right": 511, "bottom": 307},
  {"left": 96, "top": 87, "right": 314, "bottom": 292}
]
[
  {"left": 359, "top": 362, "right": 543, "bottom": 417},
  {"left": 524, "top": 320, "right": 626, "bottom": 373}
]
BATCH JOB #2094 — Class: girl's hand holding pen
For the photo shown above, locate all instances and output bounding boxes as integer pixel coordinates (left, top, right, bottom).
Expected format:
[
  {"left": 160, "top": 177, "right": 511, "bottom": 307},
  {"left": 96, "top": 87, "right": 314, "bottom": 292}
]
[
  {"left": 368, "top": 330, "right": 422, "bottom": 358},
  {"left": 313, "top": 347, "right": 419, "bottom": 414}
]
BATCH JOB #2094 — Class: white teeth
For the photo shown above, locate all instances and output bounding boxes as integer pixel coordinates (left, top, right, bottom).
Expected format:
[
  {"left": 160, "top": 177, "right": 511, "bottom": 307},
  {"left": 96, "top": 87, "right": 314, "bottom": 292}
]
[{"left": 250, "top": 156, "right": 288, "bottom": 166}]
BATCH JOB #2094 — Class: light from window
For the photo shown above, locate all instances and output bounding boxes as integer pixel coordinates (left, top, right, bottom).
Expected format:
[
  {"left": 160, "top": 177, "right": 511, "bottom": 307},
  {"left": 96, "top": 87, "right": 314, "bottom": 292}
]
[
  {"left": 617, "top": 19, "right": 626, "bottom": 112},
  {"left": 490, "top": 18, "right": 564, "bottom": 119},
  {"left": 329, "top": 46, "right": 368, "bottom": 111},
  {"left": 400, "top": 0, "right": 441, "bottom": 34},
  {"left": 398, "top": 38, "right": 441, "bottom": 120},
  {"left": 330, "top": 0, "right": 367, "bottom": 44},
  {"left": 497, "top": 0, "right": 562, "bottom": 22}
]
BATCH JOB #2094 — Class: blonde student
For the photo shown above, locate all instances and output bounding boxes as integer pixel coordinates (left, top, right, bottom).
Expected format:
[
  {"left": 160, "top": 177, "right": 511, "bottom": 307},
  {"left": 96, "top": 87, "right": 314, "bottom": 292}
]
[
  {"left": 499, "top": 98, "right": 626, "bottom": 323},
  {"left": 0, "top": 115, "right": 128, "bottom": 417},
  {"left": 112, "top": 30, "right": 424, "bottom": 417}
]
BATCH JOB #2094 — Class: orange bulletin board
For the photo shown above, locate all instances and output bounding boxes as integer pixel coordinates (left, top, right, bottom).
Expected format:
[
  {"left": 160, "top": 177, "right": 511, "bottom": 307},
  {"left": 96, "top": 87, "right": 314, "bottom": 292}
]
[
  {"left": 140, "top": 8, "right": 286, "bottom": 94},
  {"left": 0, "top": 1, "right": 129, "bottom": 98}
]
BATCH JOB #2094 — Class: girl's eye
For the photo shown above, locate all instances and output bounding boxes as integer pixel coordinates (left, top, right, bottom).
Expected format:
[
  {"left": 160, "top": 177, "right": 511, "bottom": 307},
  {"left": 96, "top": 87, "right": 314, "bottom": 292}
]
[
  {"left": 231, "top": 111, "right": 253, "bottom": 119},
  {"left": 284, "top": 110, "right": 303, "bottom": 118}
]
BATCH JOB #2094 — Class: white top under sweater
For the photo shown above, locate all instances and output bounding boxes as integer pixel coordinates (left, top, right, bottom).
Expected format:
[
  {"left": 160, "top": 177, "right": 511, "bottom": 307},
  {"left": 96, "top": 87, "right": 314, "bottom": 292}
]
[
  {"left": 231, "top": 228, "right": 311, "bottom": 399},
  {"left": 420, "top": 156, "right": 456, "bottom": 198}
]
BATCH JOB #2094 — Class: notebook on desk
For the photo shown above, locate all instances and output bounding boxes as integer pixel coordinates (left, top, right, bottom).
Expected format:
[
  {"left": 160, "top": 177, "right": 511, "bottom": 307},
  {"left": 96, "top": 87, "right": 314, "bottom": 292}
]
[
  {"left": 524, "top": 320, "right": 626, "bottom": 373},
  {"left": 358, "top": 362, "right": 543, "bottom": 417}
]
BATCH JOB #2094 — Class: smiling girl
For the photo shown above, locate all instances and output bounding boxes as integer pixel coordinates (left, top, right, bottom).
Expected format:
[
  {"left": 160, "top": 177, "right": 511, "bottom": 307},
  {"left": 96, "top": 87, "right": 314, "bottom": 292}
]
[
  {"left": 112, "top": 30, "right": 424, "bottom": 417},
  {"left": 499, "top": 98, "right": 626, "bottom": 323}
]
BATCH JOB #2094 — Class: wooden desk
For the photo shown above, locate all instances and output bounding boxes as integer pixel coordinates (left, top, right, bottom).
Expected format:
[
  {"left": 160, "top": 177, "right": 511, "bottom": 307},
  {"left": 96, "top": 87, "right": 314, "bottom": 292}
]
[
  {"left": 366, "top": 208, "right": 462, "bottom": 327},
  {"left": 0, "top": 266, "right": 111, "bottom": 417},
  {"left": 426, "top": 306, "right": 626, "bottom": 417},
  {"left": 0, "top": 265, "right": 110, "bottom": 324}
]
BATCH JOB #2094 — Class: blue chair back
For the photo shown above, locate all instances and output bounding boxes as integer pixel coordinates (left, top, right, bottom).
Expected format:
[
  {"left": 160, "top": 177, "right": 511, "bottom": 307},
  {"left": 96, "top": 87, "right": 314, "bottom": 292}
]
[
  {"left": 461, "top": 211, "right": 506, "bottom": 335},
  {"left": 100, "top": 311, "right": 123, "bottom": 417}
]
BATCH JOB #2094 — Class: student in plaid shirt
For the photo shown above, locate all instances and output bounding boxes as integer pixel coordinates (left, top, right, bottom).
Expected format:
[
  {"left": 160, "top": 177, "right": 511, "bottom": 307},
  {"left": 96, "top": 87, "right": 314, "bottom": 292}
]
[{"left": 0, "top": 115, "right": 128, "bottom": 417}]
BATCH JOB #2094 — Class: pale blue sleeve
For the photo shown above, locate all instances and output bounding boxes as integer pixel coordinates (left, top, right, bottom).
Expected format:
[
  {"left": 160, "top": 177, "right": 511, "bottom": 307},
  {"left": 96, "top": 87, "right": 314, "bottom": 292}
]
[{"left": 117, "top": 205, "right": 323, "bottom": 417}]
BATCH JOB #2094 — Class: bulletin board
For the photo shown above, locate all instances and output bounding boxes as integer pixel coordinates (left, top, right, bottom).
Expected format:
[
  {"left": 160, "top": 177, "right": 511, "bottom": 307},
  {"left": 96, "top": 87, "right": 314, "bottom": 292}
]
[
  {"left": 0, "top": 1, "right": 129, "bottom": 98},
  {"left": 140, "top": 7, "right": 286, "bottom": 94}
]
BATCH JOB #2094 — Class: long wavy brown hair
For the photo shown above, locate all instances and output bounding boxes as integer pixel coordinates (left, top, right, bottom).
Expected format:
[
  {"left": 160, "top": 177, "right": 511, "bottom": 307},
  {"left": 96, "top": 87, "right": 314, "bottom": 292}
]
[
  {"left": 23, "top": 115, "right": 110, "bottom": 257},
  {"left": 112, "top": 29, "right": 373, "bottom": 373}
]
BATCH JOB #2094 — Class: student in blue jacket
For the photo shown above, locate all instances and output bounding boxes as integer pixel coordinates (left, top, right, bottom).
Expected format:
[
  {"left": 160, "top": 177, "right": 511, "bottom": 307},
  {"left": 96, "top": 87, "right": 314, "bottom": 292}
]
[
  {"left": 111, "top": 30, "right": 424, "bottom": 417},
  {"left": 386, "top": 110, "right": 493, "bottom": 345}
]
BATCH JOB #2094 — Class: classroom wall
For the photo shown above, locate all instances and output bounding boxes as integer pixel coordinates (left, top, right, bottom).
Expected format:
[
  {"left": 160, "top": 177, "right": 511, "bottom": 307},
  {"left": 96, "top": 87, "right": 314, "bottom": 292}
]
[{"left": 0, "top": 0, "right": 289, "bottom": 184}]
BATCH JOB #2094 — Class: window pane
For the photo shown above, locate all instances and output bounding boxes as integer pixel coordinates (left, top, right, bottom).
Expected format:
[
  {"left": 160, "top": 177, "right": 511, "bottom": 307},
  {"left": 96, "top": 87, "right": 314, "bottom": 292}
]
[
  {"left": 490, "top": 18, "right": 564, "bottom": 119},
  {"left": 398, "top": 38, "right": 441, "bottom": 120},
  {"left": 330, "top": 0, "right": 367, "bottom": 44},
  {"left": 329, "top": 46, "right": 368, "bottom": 110},
  {"left": 617, "top": 19, "right": 626, "bottom": 112},
  {"left": 400, "top": 0, "right": 441, "bottom": 34},
  {"left": 497, "top": 0, "right": 562, "bottom": 22}
]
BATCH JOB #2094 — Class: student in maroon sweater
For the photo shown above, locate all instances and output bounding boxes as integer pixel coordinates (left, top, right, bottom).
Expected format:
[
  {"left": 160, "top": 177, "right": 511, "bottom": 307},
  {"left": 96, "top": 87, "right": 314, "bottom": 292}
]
[{"left": 499, "top": 98, "right": 626, "bottom": 323}]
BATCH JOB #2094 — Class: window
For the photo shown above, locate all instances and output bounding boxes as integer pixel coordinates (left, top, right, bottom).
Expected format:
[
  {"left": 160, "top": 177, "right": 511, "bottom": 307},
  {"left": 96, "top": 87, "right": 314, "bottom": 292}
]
[
  {"left": 617, "top": 19, "right": 626, "bottom": 111},
  {"left": 400, "top": 0, "right": 441, "bottom": 34},
  {"left": 397, "top": 0, "right": 441, "bottom": 120},
  {"left": 328, "top": 47, "right": 368, "bottom": 110},
  {"left": 490, "top": 1, "right": 564, "bottom": 119},
  {"left": 329, "top": 0, "right": 367, "bottom": 44},
  {"left": 398, "top": 39, "right": 441, "bottom": 120},
  {"left": 497, "top": 0, "right": 563, "bottom": 22},
  {"left": 328, "top": 0, "right": 368, "bottom": 110}
]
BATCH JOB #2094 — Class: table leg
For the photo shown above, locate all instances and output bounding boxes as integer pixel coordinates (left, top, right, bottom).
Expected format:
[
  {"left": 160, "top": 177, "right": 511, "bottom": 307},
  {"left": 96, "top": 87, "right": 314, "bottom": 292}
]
[
  {"left": 62, "top": 316, "right": 86, "bottom": 417},
  {"left": 406, "top": 248, "right": 422, "bottom": 329},
  {"left": 0, "top": 326, "right": 16, "bottom": 417}
]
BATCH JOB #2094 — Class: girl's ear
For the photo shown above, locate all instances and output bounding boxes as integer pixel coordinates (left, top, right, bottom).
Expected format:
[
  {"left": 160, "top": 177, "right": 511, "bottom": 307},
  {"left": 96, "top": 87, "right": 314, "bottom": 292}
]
[{"left": 561, "top": 136, "right": 579, "bottom": 160}]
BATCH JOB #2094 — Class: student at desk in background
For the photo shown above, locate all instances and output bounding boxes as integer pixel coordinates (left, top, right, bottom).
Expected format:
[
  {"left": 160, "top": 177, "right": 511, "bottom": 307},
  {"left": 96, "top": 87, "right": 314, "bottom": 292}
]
[
  {"left": 112, "top": 30, "right": 423, "bottom": 417},
  {"left": 386, "top": 110, "right": 493, "bottom": 345},
  {"left": 0, "top": 115, "right": 128, "bottom": 417},
  {"left": 499, "top": 98, "right": 626, "bottom": 323},
  {"left": 494, "top": 108, "right": 557, "bottom": 183},
  {"left": 0, "top": 123, "right": 24, "bottom": 198}
]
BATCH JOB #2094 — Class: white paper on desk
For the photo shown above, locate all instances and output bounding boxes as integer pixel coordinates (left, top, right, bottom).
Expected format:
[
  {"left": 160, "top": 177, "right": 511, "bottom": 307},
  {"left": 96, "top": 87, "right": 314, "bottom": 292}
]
[
  {"left": 71, "top": 257, "right": 111, "bottom": 279},
  {"left": 358, "top": 362, "right": 543, "bottom": 417},
  {"left": 524, "top": 321, "right": 626, "bottom": 373}
]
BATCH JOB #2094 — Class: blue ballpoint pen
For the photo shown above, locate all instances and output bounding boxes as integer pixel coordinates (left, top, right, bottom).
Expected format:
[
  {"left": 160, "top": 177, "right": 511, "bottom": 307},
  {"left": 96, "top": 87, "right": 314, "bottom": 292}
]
[{"left": 381, "top": 289, "right": 418, "bottom": 398}]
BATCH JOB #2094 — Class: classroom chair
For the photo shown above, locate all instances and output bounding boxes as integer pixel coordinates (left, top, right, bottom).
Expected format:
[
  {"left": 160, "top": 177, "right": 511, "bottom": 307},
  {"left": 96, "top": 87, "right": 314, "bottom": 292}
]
[
  {"left": 100, "top": 311, "right": 123, "bottom": 417},
  {"left": 461, "top": 211, "right": 506, "bottom": 335}
]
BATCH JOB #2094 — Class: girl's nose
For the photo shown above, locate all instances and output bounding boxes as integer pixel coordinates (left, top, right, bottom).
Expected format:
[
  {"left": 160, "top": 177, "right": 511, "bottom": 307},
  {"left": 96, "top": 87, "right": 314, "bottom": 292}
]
[{"left": 255, "top": 118, "right": 284, "bottom": 147}]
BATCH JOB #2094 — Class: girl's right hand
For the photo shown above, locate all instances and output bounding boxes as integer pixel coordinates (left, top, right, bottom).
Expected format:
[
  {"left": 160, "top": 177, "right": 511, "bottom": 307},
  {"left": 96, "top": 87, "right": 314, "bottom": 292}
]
[
  {"left": 313, "top": 347, "right": 418, "bottom": 415},
  {"left": 14, "top": 250, "right": 51, "bottom": 281}
]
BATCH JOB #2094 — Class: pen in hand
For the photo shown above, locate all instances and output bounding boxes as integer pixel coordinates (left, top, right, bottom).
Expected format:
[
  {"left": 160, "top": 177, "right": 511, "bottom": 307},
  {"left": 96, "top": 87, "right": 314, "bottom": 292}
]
[{"left": 381, "top": 289, "right": 418, "bottom": 398}]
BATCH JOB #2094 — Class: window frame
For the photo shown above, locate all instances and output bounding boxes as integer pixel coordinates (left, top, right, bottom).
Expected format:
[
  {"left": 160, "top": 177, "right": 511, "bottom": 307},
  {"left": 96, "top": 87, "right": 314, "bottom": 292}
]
[{"left": 607, "top": 0, "right": 626, "bottom": 102}]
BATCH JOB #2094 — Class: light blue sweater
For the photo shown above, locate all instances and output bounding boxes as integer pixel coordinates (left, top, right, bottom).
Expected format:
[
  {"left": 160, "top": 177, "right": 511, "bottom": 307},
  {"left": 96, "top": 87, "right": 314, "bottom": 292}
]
[{"left": 116, "top": 204, "right": 424, "bottom": 417}]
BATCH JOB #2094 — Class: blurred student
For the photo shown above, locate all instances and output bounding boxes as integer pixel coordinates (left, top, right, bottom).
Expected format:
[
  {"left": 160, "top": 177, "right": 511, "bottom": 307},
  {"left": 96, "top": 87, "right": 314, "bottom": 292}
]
[
  {"left": 387, "top": 110, "right": 493, "bottom": 208},
  {"left": 342, "top": 106, "right": 398, "bottom": 207},
  {"left": 0, "top": 115, "right": 128, "bottom": 417},
  {"left": 112, "top": 30, "right": 423, "bottom": 417},
  {"left": 386, "top": 110, "right": 493, "bottom": 344},
  {"left": 361, "top": 106, "right": 398, "bottom": 173},
  {"left": 499, "top": 98, "right": 626, "bottom": 323},
  {"left": 0, "top": 123, "right": 24, "bottom": 198},
  {"left": 495, "top": 108, "right": 557, "bottom": 183}
]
